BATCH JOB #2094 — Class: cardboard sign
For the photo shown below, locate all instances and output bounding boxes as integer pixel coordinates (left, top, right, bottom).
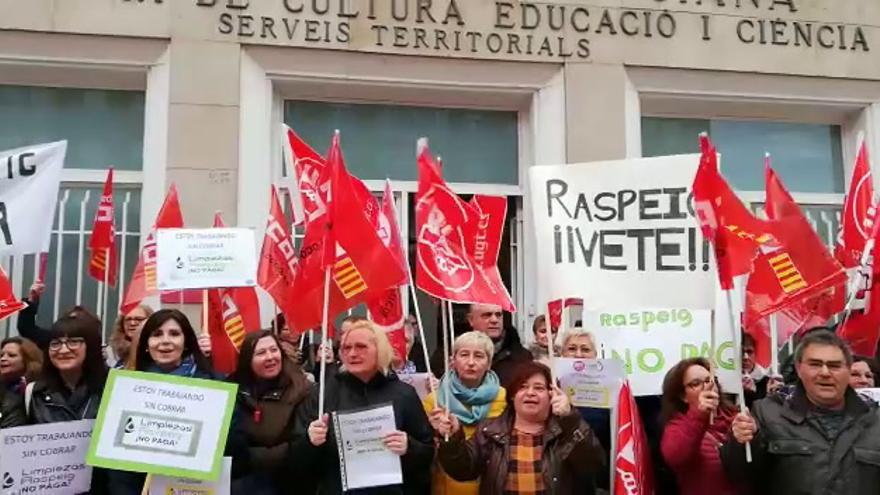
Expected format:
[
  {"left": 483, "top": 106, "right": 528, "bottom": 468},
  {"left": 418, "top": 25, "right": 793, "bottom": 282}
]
[
  {"left": 0, "top": 419, "right": 94, "bottom": 495},
  {"left": 554, "top": 358, "right": 625, "bottom": 409},
  {"left": 585, "top": 307, "right": 742, "bottom": 396},
  {"left": 87, "top": 369, "right": 237, "bottom": 481},
  {"left": 0, "top": 141, "right": 66, "bottom": 256},
  {"left": 156, "top": 228, "right": 258, "bottom": 290},
  {"left": 529, "top": 154, "right": 715, "bottom": 311},
  {"left": 148, "top": 457, "right": 232, "bottom": 495}
]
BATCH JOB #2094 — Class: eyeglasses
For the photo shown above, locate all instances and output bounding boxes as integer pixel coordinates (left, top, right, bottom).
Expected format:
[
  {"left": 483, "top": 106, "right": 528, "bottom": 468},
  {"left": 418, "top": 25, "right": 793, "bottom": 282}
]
[
  {"left": 48, "top": 337, "right": 86, "bottom": 352},
  {"left": 124, "top": 316, "right": 147, "bottom": 324},
  {"left": 685, "top": 377, "right": 714, "bottom": 390}
]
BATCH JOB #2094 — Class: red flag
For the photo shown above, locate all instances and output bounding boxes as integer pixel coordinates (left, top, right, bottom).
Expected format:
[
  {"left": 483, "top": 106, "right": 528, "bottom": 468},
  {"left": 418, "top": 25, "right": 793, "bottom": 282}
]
[
  {"left": 614, "top": 380, "right": 653, "bottom": 495},
  {"left": 285, "top": 125, "right": 329, "bottom": 227},
  {"left": 547, "top": 297, "right": 584, "bottom": 329},
  {"left": 120, "top": 185, "right": 184, "bottom": 314},
  {"left": 87, "top": 168, "right": 118, "bottom": 286},
  {"left": 837, "top": 139, "right": 876, "bottom": 268},
  {"left": 257, "top": 186, "right": 299, "bottom": 326},
  {"left": 692, "top": 135, "right": 776, "bottom": 290},
  {"left": 465, "top": 195, "right": 515, "bottom": 311},
  {"left": 205, "top": 212, "right": 262, "bottom": 374},
  {"left": 415, "top": 145, "right": 515, "bottom": 311},
  {"left": 0, "top": 265, "right": 26, "bottom": 321},
  {"left": 366, "top": 181, "right": 408, "bottom": 360},
  {"left": 287, "top": 133, "right": 407, "bottom": 332},
  {"left": 839, "top": 217, "right": 880, "bottom": 355},
  {"left": 743, "top": 165, "right": 846, "bottom": 328}
]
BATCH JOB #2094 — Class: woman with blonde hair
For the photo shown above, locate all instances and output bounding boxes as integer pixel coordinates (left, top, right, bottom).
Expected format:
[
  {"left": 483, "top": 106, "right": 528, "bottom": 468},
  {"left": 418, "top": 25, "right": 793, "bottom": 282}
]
[
  {"left": 424, "top": 331, "right": 506, "bottom": 495},
  {"left": 291, "top": 320, "right": 435, "bottom": 493},
  {"left": 107, "top": 304, "right": 153, "bottom": 368},
  {"left": 0, "top": 336, "right": 43, "bottom": 393}
]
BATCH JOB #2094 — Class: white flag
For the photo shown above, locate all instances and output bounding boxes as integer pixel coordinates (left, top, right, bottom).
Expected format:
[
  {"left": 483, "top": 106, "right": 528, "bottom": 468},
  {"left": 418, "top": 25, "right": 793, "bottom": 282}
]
[{"left": 0, "top": 141, "right": 66, "bottom": 255}]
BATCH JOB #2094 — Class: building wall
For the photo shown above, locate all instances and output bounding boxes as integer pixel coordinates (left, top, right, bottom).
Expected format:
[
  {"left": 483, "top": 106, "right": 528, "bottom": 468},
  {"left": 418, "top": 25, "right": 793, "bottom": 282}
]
[{"left": 1, "top": 0, "right": 878, "bottom": 328}]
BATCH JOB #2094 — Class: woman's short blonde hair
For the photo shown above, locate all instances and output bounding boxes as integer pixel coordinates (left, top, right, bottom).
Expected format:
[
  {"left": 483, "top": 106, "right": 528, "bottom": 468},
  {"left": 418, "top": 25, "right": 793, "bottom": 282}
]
[
  {"left": 340, "top": 320, "right": 395, "bottom": 376},
  {"left": 555, "top": 326, "right": 597, "bottom": 350},
  {"left": 110, "top": 304, "right": 154, "bottom": 357},
  {"left": 453, "top": 331, "right": 495, "bottom": 362}
]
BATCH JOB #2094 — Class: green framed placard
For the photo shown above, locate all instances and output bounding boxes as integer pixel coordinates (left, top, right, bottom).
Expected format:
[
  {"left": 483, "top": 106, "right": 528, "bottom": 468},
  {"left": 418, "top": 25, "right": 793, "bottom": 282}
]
[{"left": 86, "top": 369, "right": 238, "bottom": 481}]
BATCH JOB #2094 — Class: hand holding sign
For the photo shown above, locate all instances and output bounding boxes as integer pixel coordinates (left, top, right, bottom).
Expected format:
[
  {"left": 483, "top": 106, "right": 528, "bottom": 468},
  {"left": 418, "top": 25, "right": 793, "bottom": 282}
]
[
  {"left": 382, "top": 431, "right": 408, "bottom": 456},
  {"left": 550, "top": 386, "right": 572, "bottom": 417}
]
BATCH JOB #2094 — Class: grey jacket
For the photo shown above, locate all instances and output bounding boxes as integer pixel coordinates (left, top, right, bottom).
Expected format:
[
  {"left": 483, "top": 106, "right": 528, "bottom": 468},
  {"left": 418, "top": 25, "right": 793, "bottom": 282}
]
[{"left": 720, "top": 385, "right": 880, "bottom": 495}]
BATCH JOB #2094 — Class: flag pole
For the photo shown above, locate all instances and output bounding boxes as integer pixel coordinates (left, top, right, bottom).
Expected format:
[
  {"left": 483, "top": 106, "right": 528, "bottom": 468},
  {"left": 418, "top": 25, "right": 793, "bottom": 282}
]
[
  {"left": 770, "top": 313, "right": 780, "bottom": 376},
  {"left": 407, "top": 275, "right": 434, "bottom": 388},
  {"left": 709, "top": 309, "right": 717, "bottom": 425},
  {"left": 443, "top": 300, "right": 454, "bottom": 441},
  {"left": 318, "top": 266, "right": 332, "bottom": 418},
  {"left": 548, "top": 302, "right": 559, "bottom": 384},
  {"left": 102, "top": 247, "right": 110, "bottom": 342},
  {"left": 725, "top": 289, "right": 752, "bottom": 463},
  {"left": 201, "top": 289, "right": 209, "bottom": 336},
  {"left": 272, "top": 303, "right": 278, "bottom": 334}
]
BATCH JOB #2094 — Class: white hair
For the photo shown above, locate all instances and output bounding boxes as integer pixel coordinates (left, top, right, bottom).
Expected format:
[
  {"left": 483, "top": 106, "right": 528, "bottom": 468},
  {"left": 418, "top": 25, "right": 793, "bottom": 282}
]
[
  {"left": 453, "top": 331, "right": 495, "bottom": 362},
  {"left": 555, "top": 326, "right": 596, "bottom": 350}
]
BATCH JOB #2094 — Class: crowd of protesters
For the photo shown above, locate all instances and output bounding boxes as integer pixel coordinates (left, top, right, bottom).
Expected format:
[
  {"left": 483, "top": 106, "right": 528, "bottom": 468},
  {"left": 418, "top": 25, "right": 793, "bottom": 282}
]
[{"left": 1, "top": 282, "right": 880, "bottom": 495}]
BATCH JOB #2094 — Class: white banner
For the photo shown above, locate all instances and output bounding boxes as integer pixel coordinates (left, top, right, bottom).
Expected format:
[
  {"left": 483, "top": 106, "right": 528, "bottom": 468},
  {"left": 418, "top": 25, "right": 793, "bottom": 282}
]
[
  {"left": 554, "top": 358, "right": 624, "bottom": 409},
  {"left": 585, "top": 306, "right": 742, "bottom": 397},
  {"left": 1, "top": 419, "right": 94, "bottom": 495},
  {"left": 0, "top": 141, "right": 66, "bottom": 256},
  {"left": 149, "top": 457, "right": 231, "bottom": 495},
  {"left": 156, "top": 228, "right": 258, "bottom": 290},
  {"left": 528, "top": 154, "right": 715, "bottom": 311}
]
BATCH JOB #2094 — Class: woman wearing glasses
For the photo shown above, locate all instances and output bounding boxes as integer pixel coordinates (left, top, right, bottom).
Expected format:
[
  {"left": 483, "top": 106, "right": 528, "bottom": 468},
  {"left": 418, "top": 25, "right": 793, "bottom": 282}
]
[
  {"left": 26, "top": 315, "right": 107, "bottom": 424},
  {"left": 660, "top": 357, "right": 739, "bottom": 495},
  {"left": 106, "top": 304, "right": 153, "bottom": 368}
]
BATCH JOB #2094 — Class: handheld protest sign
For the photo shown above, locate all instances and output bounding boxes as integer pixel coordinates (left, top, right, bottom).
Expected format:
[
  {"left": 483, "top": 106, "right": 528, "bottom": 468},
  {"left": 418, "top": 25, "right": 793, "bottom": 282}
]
[
  {"left": 528, "top": 154, "right": 714, "bottom": 312},
  {"left": 86, "top": 369, "right": 237, "bottom": 481},
  {"left": 1, "top": 419, "right": 95, "bottom": 495},
  {"left": 553, "top": 358, "right": 625, "bottom": 409},
  {"left": 156, "top": 228, "right": 257, "bottom": 290},
  {"left": 0, "top": 141, "right": 66, "bottom": 256}
]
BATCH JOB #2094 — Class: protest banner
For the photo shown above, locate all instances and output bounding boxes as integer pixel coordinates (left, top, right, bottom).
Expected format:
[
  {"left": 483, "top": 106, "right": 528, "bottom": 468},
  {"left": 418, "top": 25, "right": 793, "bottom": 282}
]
[
  {"left": 156, "top": 228, "right": 258, "bottom": 290},
  {"left": 528, "top": 154, "right": 715, "bottom": 311},
  {"left": 87, "top": 369, "right": 237, "bottom": 481},
  {"left": 332, "top": 404, "right": 402, "bottom": 491},
  {"left": 553, "top": 358, "right": 624, "bottom": 409},
  {"left": 397, "top": 373, "right": 433, "bottom": 401},
  {"left": 0, "top": 419, "right": 94, "bottom": 495},
  {"left": 584, "top": 308, "right": 741, "bottom": 396},
  {"left": 0, "top": 141, "right": 66, "bottom": 256},
  {"left": 148, "top": 457, "right": 232, "bottom": 495}
]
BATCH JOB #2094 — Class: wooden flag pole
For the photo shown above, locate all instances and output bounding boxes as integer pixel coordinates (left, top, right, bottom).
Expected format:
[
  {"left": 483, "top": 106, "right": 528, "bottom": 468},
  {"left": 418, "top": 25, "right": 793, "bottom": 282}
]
[
  {"left": 725, "top": 289, "right": 752, "bottom": 463},
  {"left": 318, "top": 266, "right": 332, "bottom": 418},
  {"left": 201, "top": 289, "right": 209, "bottom": 336},
  {"left": 140, "top": 474, "right": 152, "bottom": 495}
]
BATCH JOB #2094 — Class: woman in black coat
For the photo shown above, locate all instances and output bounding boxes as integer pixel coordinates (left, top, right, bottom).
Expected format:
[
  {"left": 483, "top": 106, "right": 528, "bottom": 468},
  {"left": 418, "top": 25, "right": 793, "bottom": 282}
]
[
  {"left": 25, "top": 315, "right": 109, "bottom": 494},
  {"left": 291, "top": 320, "right": 434, "bottom": 494},
  {"left": 106, "top": 309, "right": 244, "bottom": 494}
]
